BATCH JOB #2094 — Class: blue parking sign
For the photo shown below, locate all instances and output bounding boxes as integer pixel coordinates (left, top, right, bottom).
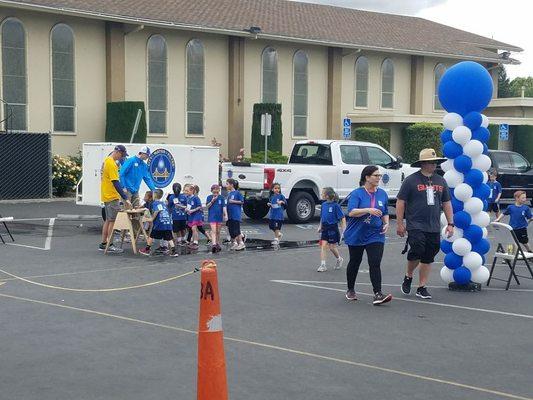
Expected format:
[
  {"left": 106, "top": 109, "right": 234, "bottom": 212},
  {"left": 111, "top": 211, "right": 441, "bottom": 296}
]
[
  {"left": 499, "top": 124, "right": 509, "bottom": 141},
  {"left": 343, "top": 127, "right": 351, "bottom": 139},
  {"left": 343, "top": 118, "right": 351, "bottom": 128}
]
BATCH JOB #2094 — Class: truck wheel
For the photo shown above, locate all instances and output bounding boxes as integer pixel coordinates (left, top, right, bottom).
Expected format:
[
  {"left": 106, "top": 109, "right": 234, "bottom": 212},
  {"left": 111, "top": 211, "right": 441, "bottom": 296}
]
[
  {"left": 243, "top": 199, "right": 269, "bottom": 220},
  {"left": 287, "top": 191, "right": 315, "bottom": 223}
]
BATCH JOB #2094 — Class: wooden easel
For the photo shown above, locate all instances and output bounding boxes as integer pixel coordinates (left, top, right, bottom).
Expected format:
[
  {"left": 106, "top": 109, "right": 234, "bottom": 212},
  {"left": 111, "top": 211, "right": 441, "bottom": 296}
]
[{"left": 104, "top": 209, "right": 147, "bottom": 254}]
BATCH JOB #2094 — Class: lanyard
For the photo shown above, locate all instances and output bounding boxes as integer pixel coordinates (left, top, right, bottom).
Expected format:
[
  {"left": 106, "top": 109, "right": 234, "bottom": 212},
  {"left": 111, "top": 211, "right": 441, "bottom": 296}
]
[{"left": 365, "top": 188, "right": 376, "bottom": 208}]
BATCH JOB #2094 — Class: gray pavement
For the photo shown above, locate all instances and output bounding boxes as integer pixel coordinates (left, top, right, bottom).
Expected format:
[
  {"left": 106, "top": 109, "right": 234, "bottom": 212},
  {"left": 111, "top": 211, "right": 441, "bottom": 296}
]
[{"left": 0, "top": 201, "right": 532, "bottom": 400}]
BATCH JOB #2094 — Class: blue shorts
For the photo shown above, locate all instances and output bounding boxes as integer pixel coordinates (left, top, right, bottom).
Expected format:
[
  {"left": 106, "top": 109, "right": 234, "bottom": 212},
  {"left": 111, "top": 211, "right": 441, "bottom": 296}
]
[
  {"left": 269, "top": 219, "right": 283, "bottom": 231},
  {"left": 321, "top": 224, "right": 340, "bottom": 244}
]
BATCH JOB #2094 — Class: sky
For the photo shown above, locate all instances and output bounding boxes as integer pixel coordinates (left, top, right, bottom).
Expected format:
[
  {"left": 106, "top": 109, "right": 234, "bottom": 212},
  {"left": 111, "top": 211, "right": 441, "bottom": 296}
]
[{"left": 293, "top": 0, "right": 531, "bottom": 79}]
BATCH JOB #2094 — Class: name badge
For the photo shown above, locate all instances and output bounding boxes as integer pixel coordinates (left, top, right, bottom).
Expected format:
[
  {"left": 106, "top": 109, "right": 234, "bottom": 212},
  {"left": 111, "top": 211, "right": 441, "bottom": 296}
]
[
  {"left": 186, "top": 204, "right": 192, "bottom": 210},
  {"left": 426, "top": 186, "right": 435, "bottom": 206},
  {"left": 173, "top": 199, "right": 179, "bottom": 205},
  {"left": 489, "top": 189, "right": 493, "bottom": 199}
]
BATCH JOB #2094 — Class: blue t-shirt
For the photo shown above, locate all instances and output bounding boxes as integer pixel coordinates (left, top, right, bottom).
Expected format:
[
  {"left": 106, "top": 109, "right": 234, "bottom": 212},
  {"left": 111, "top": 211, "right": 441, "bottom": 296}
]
[
  {"left": 187, "top": 195, "right": 203, "bottom": 222},
  {"left": 504, "top": 204, "right": 532, "bottom": 230},
  {"left": 168, "top": 193, "right": 188, "bottom": 221},
  {"left": 227, "top": 190, "right": 244, "bottom": 221},
  {"left": 269, "top": 194, "right": 286, "bottom": 221},
  {"left": 207, "top": 194, "right": 226, "bottom": 223},
  {"left": 151, "top": 200, "right": 172, "bottom": 231},
  {"left": 488, "top": 181, "right": 502, "bottom": 203},
  {"left": 320, "top": 201, "right": 344, "bottom": 226},
  {"left": 344, "top": 187, "right": 389, "bottom": 246}
]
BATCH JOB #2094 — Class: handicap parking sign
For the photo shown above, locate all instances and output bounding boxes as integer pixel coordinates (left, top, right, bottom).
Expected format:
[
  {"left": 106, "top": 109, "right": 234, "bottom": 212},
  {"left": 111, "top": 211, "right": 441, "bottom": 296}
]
[
  {"left": 499, "top": 124, "right": 509, "bottom": 141},
  {"left": 343, "top": 127, "right": 351, "bottom": 139},
  {"left": 343, "top": 118, "right": 351, "bottom": 128}
]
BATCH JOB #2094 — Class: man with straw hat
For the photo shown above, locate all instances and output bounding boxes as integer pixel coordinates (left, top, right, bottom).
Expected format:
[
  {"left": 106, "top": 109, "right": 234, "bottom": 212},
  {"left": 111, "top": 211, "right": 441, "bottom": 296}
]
[{"left": 396, "top": 148, "right": 454, "bottom": 299}]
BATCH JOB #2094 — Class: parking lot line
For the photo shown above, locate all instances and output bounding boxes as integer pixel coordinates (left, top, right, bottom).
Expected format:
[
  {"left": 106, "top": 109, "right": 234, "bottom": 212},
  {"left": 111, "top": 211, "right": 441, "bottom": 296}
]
[
  {"left": 271, "top": 280, "right": 533, "bottom": 320},
  {"left": 0, "top": 292, "right": 530, "bottom": 400}
]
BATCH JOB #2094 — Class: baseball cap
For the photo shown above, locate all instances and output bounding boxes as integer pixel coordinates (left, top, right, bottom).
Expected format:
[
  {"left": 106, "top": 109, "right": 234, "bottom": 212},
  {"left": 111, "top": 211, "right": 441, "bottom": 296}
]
[
  {"left": 114, "top": 145, "right": 128, "bottom": 156},
  {"left": 139, "top": 146, "right": 151, "bottom": 156}
]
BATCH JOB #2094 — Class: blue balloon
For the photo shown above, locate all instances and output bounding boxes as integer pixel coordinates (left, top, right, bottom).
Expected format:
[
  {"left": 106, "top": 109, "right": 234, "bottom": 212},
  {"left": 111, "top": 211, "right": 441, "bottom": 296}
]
[
  {"left": 454, "top": 211, "right": 472, "bottom": 230},
  {"left": 472, "top": 127, "right": 490, "bottom": 143},
  {"left": 473, "top": 183, "right": 490, "bottom": 200},
  {"left": 482, "top": 143, "right": 489, "bottom": 155},
  {"left": 465, "top": 169, "right": 484, "bottom": 187},
  {"left": 438, "top": 61, "right": 493, "bottom": 116},
  {"left": 472, "top": 238, "right": 490, "bottom": 255},
  {"left": 453, "top": 266, "right": 472, "bottom": 284},
  {"left": 454, "top": 155, "right": 472, "bottom": 173},
  {"left": 449, "top": 188, "right": 455, "bottom": 198},
  {"left": 451, "top": 198, "right": 464, "bottom": 212},
  {"left": 463, "top": 112, "right": 482, "bottom": 130},
  {"left": 444, "top": 252, "right": 463, "bottom": 270},
  {"left": 441, "top": 129, "right": 453, "bottom": 143},
  {"left": 443, "top": 141, "right": 463, "bottom": 159},
  {"left": 463, "top": 224, "right": 483, "bottom": 244},
  {"left": 441, "top": 240, "right": 453, "bottom": 254}
]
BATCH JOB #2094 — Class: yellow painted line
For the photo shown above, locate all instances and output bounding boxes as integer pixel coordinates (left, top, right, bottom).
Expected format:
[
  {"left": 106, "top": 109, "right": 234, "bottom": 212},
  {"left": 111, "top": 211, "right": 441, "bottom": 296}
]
[{"left": 0, "top": 292, "right": 531, "bottom": 400}]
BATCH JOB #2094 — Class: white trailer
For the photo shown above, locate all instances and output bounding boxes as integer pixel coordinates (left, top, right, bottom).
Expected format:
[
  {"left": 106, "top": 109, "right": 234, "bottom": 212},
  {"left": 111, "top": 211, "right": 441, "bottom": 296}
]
[{"left": 77, "top": 143, "right": 220, "bottom": 206}]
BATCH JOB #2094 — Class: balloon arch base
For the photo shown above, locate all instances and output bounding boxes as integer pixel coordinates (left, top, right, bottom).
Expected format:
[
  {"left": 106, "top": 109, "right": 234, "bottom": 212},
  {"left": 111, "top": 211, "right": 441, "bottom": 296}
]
[{"left": 448, "top": 282, "right": 482, "bottom": 292}]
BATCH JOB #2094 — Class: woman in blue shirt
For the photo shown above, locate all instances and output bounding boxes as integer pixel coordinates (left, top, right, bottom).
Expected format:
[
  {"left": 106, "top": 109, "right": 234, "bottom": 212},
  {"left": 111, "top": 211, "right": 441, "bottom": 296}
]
[{"left": 344, "top": 166, "right": 392, "bottom": 305}]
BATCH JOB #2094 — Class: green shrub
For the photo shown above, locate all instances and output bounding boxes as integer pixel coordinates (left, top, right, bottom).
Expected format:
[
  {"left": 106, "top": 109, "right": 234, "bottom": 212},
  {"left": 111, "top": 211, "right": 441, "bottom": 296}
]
[
  {"left": 514, "top": 125, "right": 533, "bottom": 163},
  {"left": 106, "top": 101, "right": 147, "bottom": 143},
  {"left": 353, "top": 127, "right": 390, "bottom": 150},
  {"left": 52, "top": 154, "right": 82, "bottom": 197},
  {"left": 251, "top": 103, "right": 282, "bottom": 153},
  {"left": 487, "top": 124, "right": 499, "bottom": 150},
  {"left": 403, "top": 123, "right": 443, "bottom": 163},
  {"left": 245, "top": 151, "right": 288, "bottom": 164}
]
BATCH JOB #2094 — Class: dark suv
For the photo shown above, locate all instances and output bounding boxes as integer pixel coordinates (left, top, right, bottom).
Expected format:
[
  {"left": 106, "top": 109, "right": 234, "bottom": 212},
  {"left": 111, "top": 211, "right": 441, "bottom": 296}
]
[{"left": 488, "top": 150, "right": 533, "bottom": 205}]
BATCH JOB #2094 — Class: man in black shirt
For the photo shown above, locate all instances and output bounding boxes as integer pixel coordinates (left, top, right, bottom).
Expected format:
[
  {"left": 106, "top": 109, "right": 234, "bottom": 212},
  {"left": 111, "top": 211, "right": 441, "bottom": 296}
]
[{"left": 396, "top": 149, "right": 454, "bottom": 299}]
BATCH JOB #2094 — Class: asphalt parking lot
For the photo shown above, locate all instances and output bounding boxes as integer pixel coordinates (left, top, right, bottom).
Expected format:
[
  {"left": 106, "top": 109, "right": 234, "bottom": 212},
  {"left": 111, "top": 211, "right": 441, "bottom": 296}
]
[{"left": 0, "top": 200, "right": 532, "bottom": 400}]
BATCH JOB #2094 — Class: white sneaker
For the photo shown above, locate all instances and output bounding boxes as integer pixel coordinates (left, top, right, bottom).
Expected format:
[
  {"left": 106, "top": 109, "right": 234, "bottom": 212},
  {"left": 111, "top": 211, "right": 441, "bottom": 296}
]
[
  {"left": 334, "top": 257, "right": 344, "bottom": 270},
  {"left": 234, "top": 242, "right": 246, "bottom": 251},
  {"left": 278, "top": 232, "right": 283, "bottom": 242},
  {"left": 230, "top": 242, "right": 238, "bottom": 250},
  {"left": 317, "top": 264, "right": 327, "bottom": 272},
  {"left": 271, "top": 239, "right": 279, "bottom": 245}
]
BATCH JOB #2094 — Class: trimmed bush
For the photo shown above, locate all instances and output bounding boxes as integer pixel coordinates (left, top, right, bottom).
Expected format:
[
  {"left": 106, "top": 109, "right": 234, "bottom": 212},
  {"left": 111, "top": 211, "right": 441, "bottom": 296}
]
[
  {"left": 353, "top": 127, "right": 390, "bottom": 150},
  {"left": 487, "top": 124, "right": 499, "bottom": 150},
  {"left": 106, "top": 102, "right": 147, "bottom": 143},
  {"left": 52, "top": 154, "right": 82, "bottom": 197},
  {"left": 245, "top": 151, "right": 288, "bottom": 164},
  {"left": 514, "top": 125, "right": 533, "bottom": 162},
  {"left": 403, "top": 123, "right": 443, "bottom": 163},
  {"left": 251, "top": 103, "right": 282, "bottom": 153}
]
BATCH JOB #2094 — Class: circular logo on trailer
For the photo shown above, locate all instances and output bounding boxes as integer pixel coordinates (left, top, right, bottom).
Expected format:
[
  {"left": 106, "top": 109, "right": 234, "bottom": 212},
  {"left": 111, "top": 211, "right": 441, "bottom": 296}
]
[
  {"left": 227, "top": 169, "right": 233, "bottom": 178},
  {"left": 382, "top": 173, "right": 390, "bottom": 185},
  {"left": 149, "top": 149, "right": 175, "bottom": 188}
]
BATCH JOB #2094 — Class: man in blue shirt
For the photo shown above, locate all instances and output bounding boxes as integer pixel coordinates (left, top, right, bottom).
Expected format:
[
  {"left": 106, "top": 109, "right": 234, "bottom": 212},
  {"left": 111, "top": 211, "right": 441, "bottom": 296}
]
[{"left": 119, "top": 146, "right": 156, "bottom": 208}]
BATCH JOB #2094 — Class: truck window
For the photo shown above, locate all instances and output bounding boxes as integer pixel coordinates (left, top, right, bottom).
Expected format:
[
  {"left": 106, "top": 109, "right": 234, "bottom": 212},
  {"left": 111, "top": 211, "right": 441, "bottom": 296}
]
[
  {"left": 289, "top": 144, "right": 333, "bottom": 165},
  {"left": 492, "top": 152, "right": 512, "bottom": 169},
  {"left": 340, "top": 145, "right": 363, "bottom": 165},
  {"left": 366, "top": 146, "right": 393, "bottom": 167},
  {"left": 510, "top": 153, "right": 530, "bottom": 170}
]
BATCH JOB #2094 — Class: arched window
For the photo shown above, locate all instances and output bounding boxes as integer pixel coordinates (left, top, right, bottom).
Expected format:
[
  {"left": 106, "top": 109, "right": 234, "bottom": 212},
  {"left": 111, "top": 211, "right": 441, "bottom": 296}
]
[
  {"left": 434, "top": 63, "right": 446, "bottom": 111},
  {"left": 2, "top": 18, "right": 27, "bottom": 130},
  {"left": 51, "top": 23, "right": 75, "bottom": 132},
  {"left": 261, "top": 46, "right": 277, "bottom": 103},
  {"left": 186, "top": 39, "right": 204, "bottom": 135},
  {"left": 147, "top": 35, "right": 167, "bottom": 134},
  {"left": 293, "top": 50, "right": 308, "bottom": 137},
  {"left": 380, "top": 58, "right": 394, "bottom": 109},
  {"left": 354, "top": 56, "right": 368, "bottom": 108}
]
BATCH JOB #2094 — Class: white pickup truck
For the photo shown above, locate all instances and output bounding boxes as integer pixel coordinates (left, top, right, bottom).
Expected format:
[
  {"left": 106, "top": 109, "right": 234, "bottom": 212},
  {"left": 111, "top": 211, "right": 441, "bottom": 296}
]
[{"left": 221, "top": 140, "right": 418, "bottom": 223}]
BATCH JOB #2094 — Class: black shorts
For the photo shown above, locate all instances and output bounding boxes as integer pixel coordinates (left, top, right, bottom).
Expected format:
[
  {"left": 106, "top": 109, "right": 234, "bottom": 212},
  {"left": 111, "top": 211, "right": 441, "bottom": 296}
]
[
  {"left": 321, "top": 224, "right": 340, "bottom": 244},
  {"left": 269, "top": 219, "right": 283, "bottom": 231},
  {"left": 172, "top": 220, "right": 187, "bottom": 233},
  {"left": 487, "top": 202, "right": 500, "bottom": 213},
  {"left": 226, "top": 220, "right": 241, "bottom": 239},
  {"left": 407, "top": 230, "right": 440, "bottom": 264},
  {"left": 513, "top": 228, "right": 529, "bottom": 244},
  {"left": 150, "top": 230, "right": 174, "bottom": 241}
]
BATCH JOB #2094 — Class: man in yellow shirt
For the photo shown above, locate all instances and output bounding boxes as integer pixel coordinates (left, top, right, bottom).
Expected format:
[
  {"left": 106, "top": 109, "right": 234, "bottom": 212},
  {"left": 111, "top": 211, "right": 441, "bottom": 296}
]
[{"left": 99, "top": 145, "right": 131, "bottom": 252}]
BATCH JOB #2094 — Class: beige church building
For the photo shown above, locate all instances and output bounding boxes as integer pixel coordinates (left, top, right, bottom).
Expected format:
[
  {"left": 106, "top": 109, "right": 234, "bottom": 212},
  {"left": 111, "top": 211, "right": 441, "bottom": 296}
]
[{"left": 0, "top": 0, "right": 529, "bottom": 158}]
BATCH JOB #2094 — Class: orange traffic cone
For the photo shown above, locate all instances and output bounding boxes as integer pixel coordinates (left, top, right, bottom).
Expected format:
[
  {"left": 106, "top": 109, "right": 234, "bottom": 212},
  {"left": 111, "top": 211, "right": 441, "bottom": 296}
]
[{"left": 197, "top": 260, "right": 229, "bottom": 400}]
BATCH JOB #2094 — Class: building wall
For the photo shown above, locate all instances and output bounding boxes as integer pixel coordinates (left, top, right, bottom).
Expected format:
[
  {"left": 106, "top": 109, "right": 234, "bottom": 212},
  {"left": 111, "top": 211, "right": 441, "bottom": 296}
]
[{"left": 0, "top": 8, "right": 106, "bottom": 156}]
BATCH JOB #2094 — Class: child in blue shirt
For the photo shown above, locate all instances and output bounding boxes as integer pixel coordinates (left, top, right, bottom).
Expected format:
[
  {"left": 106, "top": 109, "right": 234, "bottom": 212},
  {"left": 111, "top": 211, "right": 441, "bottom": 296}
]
[
  {"left": 496, "top": 190, "right": 532, "bottom": 251},
  {"left": 487, "top": 170, "right": 502, "bottom": 219},
  {"left": 226, "top": 178, "right": 245, "bottom": 251},
  {"left": 268, "top": 183, "right": 286, "bottom": 245},
  {"left": 140, "top": 189, "right": 178, "bottom": 257},
  {"left": 167, "top": 182, "right": 188, "bottom": 245},
  {"left": 186, "top": 184, "right": 204, "bottom": 250},
  {"left": 206, "top": 184, "right": 227, "bottom": 253},
  {"left": 317, "top": 187, "right": 346, "bottom": 272}
]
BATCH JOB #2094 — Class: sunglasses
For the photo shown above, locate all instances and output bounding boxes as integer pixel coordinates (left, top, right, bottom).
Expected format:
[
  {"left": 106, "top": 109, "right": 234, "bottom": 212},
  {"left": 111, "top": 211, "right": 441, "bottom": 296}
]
[{"left": 371, "top": 174, "right": 383, "bottom": 178}]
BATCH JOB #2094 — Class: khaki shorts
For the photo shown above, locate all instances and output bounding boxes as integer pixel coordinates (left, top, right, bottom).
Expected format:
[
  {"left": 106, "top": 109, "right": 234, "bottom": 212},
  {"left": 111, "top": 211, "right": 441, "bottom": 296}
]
[
  {"left": 104, "top": 199, "right": 121, "bottom": 222},
  {"left": 126, "top": 191, "right": 141, "bottom": 208}
]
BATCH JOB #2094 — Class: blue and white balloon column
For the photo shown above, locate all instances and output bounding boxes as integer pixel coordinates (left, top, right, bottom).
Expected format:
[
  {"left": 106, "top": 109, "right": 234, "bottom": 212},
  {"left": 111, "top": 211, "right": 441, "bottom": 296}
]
[{"left": 438, "top": 62, "right": 493, "bottom": 286}]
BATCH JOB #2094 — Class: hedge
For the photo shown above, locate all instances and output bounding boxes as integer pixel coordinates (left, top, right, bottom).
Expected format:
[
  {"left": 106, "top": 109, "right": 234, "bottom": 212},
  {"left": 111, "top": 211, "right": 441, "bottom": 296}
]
[
  {"left": 245, "top": 151, "right": 288, "bottom": 164},
  {"left": 487, "top": 124, "right": 499, "bottom": 150},
  {"left": 353, "top": 127, "right": 390, "bottom": 150},
  {"left": 251, "top": 103, "right": 282, "bottom": 153},
  {"left": 105, "top": 102, "right": 147, "bottom": 143},
  {"left": 402, "top": 123, "right": 443, "bottom": 163},
  {"left": 514, "top": 125, "right": 533, "bottom": 163}
]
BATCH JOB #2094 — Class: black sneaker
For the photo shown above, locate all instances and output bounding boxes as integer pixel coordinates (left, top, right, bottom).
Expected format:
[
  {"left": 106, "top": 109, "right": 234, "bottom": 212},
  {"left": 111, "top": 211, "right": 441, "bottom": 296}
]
[
  {"left": 416, "top": 286, "right": 432, "bottom": 299},
  {"left": 98, "top": 243, "right": 107, "bottom": 251},
  {"left": 169, "top": 248, "right": 179, "bottom": 257},
  {"left": 401, "top": 276, "right": 413, "bottom": 295},
  {"left": 345, "top": 290, "right": 357, "bottom": 301},
  {"left": 373, "top": 292, "right": 392, "bottom": 305}
]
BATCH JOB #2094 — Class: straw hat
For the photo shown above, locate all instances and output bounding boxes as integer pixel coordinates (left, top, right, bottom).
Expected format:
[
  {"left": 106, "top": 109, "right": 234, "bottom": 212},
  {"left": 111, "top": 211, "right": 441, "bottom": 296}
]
[{"left": 411, "top": 148, "right": 447, "bottom": 167}]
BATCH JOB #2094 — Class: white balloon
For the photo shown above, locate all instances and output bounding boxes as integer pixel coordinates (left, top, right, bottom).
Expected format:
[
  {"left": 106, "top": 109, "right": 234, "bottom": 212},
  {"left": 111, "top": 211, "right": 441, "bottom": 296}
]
[
  {"left": 453, "top": 238, "right": 472, "bottom": 256},
  {"left": 482, "top": 171, "right": 488, "bottom": 184},
  {"left": 440, "top": 212, "right": 448, "bottom": 227},
  {"left": 480, "top": 114, "right": 489, "bottom": 129},
  {"left": 443, "top": 113, "right": 463, "bottom": 130},
  {"left": 463, "top": 140, "right": 484, "bottom": 158},
  {"left": 454, "top": 183, "right": 473, "bottom": 202},
  {"left": 441, "top": 159, "right": 453, "bottom": 173},
  {"left": 440, "top": 266, "right": 455, "bottom": 284},
  {"left": 443, "top": 170, "right": 464, "bottom": 188},
  {"left": 472, "top": 154, "right": 492, "bottom": 171},
  {"left": 482, "top": 227, "right": 488, "bottom": 239},
  {"left": 463, "top": 251, "right": 483, "bottom": 271},
  {"left": 471, "top": 211, "right": 490, "bottom": 228},
  {"left": 464, "top": 197, "right": 484, "bottom": 215},
  {"left": 442, "top": 226, "right": 463, "bottom": 242},
  {"left": 471, "top": 266, "right": 490, "bottom": 284},
  {"left": 452, "top": 126, "right": 472, "bottom": 145}
]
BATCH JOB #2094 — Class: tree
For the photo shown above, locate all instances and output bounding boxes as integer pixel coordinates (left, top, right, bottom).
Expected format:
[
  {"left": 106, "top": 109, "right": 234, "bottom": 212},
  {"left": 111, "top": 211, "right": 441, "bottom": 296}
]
[
  {"left": 509, "top": 76, "right": 533, "bottom": 97},
  {"left": 497, "top": 65, "right": 512, "bottom": 98}
]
